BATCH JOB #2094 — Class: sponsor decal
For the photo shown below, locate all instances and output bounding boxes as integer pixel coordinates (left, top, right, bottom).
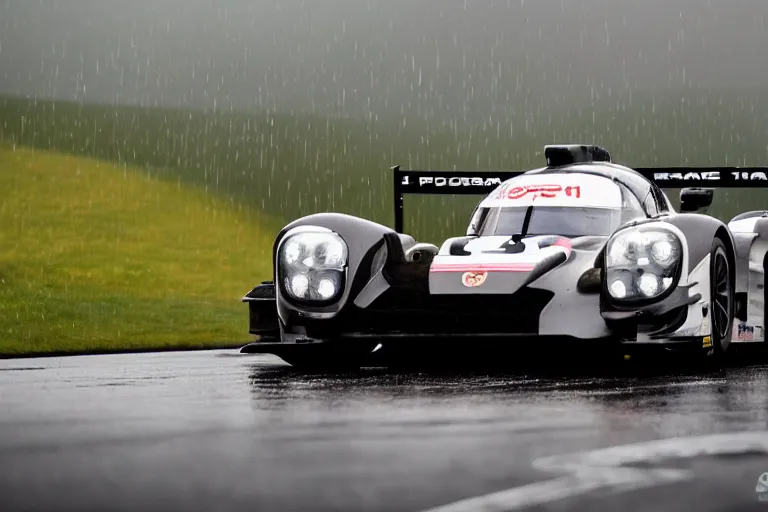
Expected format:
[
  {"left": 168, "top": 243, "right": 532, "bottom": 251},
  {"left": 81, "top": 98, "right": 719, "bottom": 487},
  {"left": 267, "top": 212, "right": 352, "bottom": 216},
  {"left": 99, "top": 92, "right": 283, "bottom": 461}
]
[
  {"left": 401, "top": 175, "right": 502, "bottom": 187},
  {"left": 461, "top": 271, "right": 488, "bottom": 287},
  {"left": 653, "top": 171, "right": 721, "bottom": 181},
  {"left": 479, "top": 174, "right": 621, "bottom": 209},
  {"left": 737, "top": 322, "right": 755, "bottom": 341},
  {"left": 733, "top": 172, "right": 768, "bottom": 181},
  {"left": 493, "top": 183, "right": 582, "bottom": 201},
  {"left": 653, "top": 170, "right": 768, "bottom": 182},
  {"left": 702, "top": 336, "right": 712, "bottom": 349},
  {"left": 510, "top": 184, "right": 581, "bottom": 200}
]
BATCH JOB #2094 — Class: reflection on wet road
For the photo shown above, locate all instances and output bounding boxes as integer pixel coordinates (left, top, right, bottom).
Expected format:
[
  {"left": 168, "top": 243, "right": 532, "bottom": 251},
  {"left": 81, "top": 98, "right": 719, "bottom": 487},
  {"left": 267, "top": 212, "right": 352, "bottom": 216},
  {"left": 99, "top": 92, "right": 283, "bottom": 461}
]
[{"left": 0, "top": 350, "right": 767, "bottom": 511}]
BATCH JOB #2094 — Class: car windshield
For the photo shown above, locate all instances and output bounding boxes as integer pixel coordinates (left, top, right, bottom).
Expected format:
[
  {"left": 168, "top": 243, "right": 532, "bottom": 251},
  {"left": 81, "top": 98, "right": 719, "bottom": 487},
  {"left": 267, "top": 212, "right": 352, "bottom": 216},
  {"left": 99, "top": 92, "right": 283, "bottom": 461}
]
[{"left": 489, "top": 206, "right": 620, "bottom": 237}]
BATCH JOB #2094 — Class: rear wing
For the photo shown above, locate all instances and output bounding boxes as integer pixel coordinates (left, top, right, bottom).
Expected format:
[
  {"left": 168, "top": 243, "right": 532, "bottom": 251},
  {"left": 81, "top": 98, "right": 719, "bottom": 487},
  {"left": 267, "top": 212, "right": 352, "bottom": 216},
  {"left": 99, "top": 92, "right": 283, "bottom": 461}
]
[{"left": 392, "top": 165, "right": 768, "bottom": 233}]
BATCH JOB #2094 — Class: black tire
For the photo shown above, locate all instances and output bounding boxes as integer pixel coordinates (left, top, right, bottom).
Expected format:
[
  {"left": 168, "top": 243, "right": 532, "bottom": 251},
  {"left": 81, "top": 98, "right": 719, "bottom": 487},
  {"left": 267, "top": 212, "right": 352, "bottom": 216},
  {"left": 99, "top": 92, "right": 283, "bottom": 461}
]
[{"left": 708, "top": 237, "right": 734, "bottom": 362}]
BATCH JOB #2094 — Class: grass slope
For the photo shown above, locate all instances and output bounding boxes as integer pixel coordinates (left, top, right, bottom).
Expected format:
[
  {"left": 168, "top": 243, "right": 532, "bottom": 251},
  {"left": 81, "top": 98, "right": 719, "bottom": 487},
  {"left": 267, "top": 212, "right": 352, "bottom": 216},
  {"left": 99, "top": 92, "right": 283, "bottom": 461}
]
[
  {"left": 2, "top": 93, "right": 768, "bottom": 354},
  {"left": 0, "top": 146, "right": 278, "bottom": 356},
  {"left": 4, "top": 92, "right": 768, "bottom": 244}
]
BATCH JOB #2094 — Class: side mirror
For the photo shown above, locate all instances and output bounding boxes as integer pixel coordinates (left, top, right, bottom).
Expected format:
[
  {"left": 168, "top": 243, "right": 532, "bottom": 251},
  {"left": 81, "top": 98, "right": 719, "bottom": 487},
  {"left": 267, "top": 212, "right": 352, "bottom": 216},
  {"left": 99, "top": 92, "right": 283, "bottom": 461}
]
[
  {"left": 466, "top": 206, "right": 489, "bottom": 236},
  {"left": 680, "top": 187, "right": 714, "bottom": 212}
]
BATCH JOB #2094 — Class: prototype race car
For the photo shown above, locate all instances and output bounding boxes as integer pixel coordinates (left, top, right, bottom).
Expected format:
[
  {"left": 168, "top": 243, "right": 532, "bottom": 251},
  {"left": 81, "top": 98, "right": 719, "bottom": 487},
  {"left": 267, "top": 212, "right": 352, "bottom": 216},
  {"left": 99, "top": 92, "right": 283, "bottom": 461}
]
[{"left": 242, "top": 144, "right": 768, "bottom": 368}]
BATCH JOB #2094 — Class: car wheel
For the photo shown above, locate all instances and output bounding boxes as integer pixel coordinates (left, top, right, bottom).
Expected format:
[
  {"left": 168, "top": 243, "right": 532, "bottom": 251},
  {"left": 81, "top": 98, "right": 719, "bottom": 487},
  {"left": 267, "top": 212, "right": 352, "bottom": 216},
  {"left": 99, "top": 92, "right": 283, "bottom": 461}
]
[{"left": 708, "top": 237, "right": 734, "bottom": 362}]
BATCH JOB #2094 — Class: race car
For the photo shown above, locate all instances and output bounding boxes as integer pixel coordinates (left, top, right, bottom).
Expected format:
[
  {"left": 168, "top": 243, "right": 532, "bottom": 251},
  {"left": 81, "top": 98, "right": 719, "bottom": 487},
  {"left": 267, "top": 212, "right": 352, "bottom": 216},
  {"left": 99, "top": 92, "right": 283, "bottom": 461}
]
[{"left": 241, "top": 144, "right": 768, "bottom": 368}]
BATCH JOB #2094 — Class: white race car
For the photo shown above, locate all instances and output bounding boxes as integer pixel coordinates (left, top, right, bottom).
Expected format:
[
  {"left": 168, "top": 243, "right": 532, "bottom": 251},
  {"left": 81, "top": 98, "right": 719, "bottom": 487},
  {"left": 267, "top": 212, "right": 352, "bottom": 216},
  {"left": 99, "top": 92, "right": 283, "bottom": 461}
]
[{"left": 242, "top": 144, "right": 767, "bottom": 369}]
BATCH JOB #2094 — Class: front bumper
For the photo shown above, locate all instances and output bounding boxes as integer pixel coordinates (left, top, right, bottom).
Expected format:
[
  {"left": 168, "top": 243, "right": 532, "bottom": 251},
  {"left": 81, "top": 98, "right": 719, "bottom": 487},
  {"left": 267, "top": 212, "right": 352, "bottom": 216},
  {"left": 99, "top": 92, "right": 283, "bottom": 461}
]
[
  {"left": 242, "top": 281, "right": 280, "bottom": 340},
  {"left": 247, "top": 280, "right": 565, "bottom": 340},
  {"left": 239, "top": 334, "right": 707, "bottom": 364},
  {"left": 290, "top": 286, "right": 556, "bottom": 338},
  {"left": 243, "top": 281, "right": 705, "bottom": 353}
]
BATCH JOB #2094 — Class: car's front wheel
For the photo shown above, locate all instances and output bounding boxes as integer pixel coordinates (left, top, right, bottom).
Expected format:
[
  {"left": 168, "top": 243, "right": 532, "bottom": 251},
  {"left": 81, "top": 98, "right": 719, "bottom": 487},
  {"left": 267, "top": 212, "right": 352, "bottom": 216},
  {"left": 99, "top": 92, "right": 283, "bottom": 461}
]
[{"left": 708, "top": 237, "right": 734, "bottom": 362}]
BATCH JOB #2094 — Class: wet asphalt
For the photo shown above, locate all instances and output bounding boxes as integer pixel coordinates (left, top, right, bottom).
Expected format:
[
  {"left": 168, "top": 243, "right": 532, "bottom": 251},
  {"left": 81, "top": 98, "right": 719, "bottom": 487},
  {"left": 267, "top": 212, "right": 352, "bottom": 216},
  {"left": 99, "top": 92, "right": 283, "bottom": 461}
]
[{"left": 1, "top": 348, "right": 768, "bottom": 512}]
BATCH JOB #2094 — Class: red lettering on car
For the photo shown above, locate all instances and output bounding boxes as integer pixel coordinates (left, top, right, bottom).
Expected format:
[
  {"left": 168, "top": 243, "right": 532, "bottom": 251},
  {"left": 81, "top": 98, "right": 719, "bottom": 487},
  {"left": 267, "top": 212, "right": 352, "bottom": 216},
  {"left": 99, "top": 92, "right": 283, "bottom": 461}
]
[
  {"left": 565, "top": 185, "right": 581, "bottom": 198},
  {"left": 504, "top": 184, "right": 582, "bottom": 201},
  {"left": 507, "top": 184, "right": 561, "bottom": 199}
]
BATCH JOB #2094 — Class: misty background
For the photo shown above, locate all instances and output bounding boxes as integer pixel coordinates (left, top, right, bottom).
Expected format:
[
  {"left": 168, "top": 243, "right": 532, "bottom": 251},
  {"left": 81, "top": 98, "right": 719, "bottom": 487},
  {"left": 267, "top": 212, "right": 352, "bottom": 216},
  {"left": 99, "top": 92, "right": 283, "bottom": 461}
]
[
  {"left": 3, "top": 0, "right": 768, "bottom": 118},
  {"left": 2, "top": 0, "right": 768, "bottom": 239}
]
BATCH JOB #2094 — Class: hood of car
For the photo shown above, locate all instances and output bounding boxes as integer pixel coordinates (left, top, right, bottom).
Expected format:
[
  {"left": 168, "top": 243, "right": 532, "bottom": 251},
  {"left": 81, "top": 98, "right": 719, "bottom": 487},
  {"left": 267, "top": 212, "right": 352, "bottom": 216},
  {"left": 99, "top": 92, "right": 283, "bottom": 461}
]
[{"left": 428, "top": 234, "right": 606, "bottom": 294}]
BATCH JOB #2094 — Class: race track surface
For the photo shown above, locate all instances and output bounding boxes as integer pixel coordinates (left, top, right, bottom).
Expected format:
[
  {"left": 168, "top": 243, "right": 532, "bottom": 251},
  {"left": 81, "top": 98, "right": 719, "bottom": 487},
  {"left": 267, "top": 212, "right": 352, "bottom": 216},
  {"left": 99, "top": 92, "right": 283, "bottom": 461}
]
[{"left": 1, "top": 349, "right": 768, "bottom": 511}]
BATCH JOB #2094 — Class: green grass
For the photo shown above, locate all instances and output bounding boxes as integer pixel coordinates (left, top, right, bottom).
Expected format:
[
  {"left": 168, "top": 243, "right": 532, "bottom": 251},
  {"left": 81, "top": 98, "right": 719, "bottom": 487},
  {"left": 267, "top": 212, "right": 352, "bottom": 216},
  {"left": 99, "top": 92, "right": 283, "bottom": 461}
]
[
  {"left": 3, "top": 90, "right": 768, "bottom": 355},
  {"left": 0, "top": 146, "right": 280, "bottom": 356},
  {"left": 4, "top": 91, "right": 768, "bottom": 245}
]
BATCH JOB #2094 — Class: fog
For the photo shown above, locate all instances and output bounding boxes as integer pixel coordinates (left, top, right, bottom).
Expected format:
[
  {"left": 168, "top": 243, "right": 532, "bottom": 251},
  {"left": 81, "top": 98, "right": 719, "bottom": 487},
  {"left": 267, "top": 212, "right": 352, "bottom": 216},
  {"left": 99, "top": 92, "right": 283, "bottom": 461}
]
[{"left": 2, "top": 0, "right": 768, "bottom": 121}]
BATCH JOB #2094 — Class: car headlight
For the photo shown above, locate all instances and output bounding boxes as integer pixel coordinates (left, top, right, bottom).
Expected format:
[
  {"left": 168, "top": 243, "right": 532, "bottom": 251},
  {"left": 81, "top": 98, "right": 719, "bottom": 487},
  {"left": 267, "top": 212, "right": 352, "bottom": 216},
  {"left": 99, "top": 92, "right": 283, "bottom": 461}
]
[
  {"left": 278, "top": 230, "right": 348, "bottom": 303},
  {"left": 605, "top": 227, "right": 682, "bottom": 301}
]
